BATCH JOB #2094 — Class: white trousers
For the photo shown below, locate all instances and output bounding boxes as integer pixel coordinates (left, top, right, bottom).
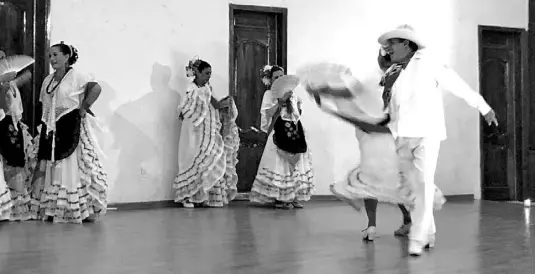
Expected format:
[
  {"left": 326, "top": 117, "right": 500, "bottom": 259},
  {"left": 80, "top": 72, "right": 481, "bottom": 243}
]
[{"left": 396, "top": 137, "right": 441, "bottom": 245}]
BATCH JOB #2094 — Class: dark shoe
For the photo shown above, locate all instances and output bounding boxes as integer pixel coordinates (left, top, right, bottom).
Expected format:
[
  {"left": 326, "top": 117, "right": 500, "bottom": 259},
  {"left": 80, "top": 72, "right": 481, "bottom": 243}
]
[
  {"left": 291, "top": 201, "right": 304, "bottom": 209},
  {"left": 394, "top": 223, "right": 411, "bottom": 237},
  {"left": 274, "top": 200, "right": 284, "bottom": 209},
  {"left": 282, "top": 203, "right": 293, "bottom": 210}
]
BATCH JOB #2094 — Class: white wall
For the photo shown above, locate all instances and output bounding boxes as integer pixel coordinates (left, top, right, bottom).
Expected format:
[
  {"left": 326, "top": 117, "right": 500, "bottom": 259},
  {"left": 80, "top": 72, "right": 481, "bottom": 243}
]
[{"left": 48, "top": 0, "right": 528, "bottom": 203}]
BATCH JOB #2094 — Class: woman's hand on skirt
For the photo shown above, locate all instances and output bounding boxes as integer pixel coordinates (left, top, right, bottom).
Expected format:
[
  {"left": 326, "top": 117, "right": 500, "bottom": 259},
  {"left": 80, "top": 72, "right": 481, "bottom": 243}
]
[{"left": 79, "top": 107, "right": 87, "bottom": 118}]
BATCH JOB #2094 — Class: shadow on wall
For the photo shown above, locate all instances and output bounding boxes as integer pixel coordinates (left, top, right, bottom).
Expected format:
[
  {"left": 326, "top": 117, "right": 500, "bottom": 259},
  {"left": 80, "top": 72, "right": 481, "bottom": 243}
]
[
  {"left": 206, "top": 41, "right": 228, "bottom": 99},
  {"left": 90, "top": 80, "right": 117, "bottom": 196},
  {"left": 106, "top": 58, "right": 186, "bottom": 203}
]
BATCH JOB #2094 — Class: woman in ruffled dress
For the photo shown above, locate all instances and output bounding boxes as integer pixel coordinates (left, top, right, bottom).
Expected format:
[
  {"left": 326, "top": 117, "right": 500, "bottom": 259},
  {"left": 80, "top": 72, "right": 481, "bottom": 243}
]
[
  {"left": 30, "top": 42, "right": 108, "bottom": 223},
  {"left": 173, "top": 57, "right": 240, "bottom": 208},
  {"left": 298, "top": 62, "right": 446, "bottom": 242},
  {"left": 0, "top": 50, "right": 35, "bottom": 221},
  {"left": 249, "top": 65, "right": 314, "bottom": 210}
]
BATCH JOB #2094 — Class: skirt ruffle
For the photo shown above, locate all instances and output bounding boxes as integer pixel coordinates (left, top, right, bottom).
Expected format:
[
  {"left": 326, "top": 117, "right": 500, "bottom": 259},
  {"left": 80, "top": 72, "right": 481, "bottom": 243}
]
[
  {"left": 30, "top": 118, "right": 108, "bottom": 224},
  {"left": 0, "top": 182, "right": 12, "bottom": 221},
  {"left": 329, "top": 165, "right": 446, "bottom": 211},
  {"left": 221, "top": 121, "right": 240, "bottom": 204},
  {"left": 4, "top": 165, "right": 32, "bottom": 221},
  {"left": 173, "top": 135, "right": 227, "bottom": 205},
  {"left": 250, "top": 136, "right": 315, "bottom": 204},
  {"left": 2, "top": 123, "right": 35, "bottom": 221},
  {"left": 174, "top": 104, "right": 239, "bottom": 207},
  {"left": 174, "top": 127, "right": 240, "bottom": 207},
  {"left": 250, "top": 167, "right": 314, "bottom": 203}
]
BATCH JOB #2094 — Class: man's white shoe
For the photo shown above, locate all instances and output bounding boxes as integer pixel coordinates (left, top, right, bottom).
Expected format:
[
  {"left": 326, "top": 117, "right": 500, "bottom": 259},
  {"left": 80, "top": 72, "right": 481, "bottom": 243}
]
[
  {"left": 409, "top": 235, "right": 435, "bottom": 256},
  {"left": 408, "top": 240, "right": 424, "bottom": 256}
]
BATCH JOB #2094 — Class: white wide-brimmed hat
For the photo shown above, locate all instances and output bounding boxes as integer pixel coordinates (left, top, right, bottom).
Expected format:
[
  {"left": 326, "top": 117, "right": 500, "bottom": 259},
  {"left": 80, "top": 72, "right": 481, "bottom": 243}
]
[{"left": 378, "top": 24, "right": 425, "bottom": 49}]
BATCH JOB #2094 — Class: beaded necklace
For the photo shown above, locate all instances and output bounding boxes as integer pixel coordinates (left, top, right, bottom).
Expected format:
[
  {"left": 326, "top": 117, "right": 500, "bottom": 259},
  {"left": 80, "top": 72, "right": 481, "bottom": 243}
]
[{"left": 45, "top": 67, "right": 72, "bottom": 96}]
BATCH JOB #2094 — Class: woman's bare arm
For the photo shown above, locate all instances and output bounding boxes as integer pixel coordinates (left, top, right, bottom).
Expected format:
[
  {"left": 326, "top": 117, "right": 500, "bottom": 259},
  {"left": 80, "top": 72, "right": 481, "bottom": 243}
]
[{"left": 81, "top": 82, "right": 102, "bottom": 110}]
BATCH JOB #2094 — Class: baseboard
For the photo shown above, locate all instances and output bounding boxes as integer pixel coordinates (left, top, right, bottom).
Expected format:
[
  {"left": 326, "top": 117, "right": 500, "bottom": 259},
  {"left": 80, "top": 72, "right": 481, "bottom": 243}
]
[
  {"left": 107, "top": 200, "right": 179, "bottom": 211},
  {"left": 108, "top": 194, "right": 475, "bottom": 211},
  {"left": 444, "top": 194, "right": 474, "bottom": 201}
]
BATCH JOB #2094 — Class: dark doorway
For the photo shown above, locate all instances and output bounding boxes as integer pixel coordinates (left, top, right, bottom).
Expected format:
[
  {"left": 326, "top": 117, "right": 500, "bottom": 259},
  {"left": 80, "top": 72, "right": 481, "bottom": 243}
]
[
  {"left": 478, "top": 25, "right": 531, "bottom": 201},
  {"left": 526, "top": 0, "right": 535, "bottom": 201},
  {"left": 229, "top": 4, "right": 287, "bottom": 195},
  {"left": 0, "top": 0, "right": 50, "bottom": 136}
]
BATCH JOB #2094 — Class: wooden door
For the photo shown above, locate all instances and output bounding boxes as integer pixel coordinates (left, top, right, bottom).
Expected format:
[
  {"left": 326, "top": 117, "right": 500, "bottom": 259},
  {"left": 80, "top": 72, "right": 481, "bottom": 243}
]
[
  {"left": 229, "top": 5, "right": 287, "bottom": 195},
  {"left": 479, "top": 27, "right": 523, "bottom": 201},
  {"left": 526, "top": 0, "right": 535, "bottom": 201},
  {"left": 0, "top": 0, "right": 50, "bottom": 136}
]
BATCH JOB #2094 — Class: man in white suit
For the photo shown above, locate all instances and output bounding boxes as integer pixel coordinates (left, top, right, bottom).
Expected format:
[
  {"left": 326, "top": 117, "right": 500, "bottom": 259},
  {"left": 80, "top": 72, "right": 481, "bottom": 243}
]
[{"left": 377, "top": 25, "right": 498, "bottom": 256}]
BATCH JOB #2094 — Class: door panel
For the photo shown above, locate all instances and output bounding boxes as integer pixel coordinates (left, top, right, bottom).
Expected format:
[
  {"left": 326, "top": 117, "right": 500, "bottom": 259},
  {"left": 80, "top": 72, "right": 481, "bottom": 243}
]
[
  {"left": 0, "top": 0, "right": 34, "bottom": 129},
  {"left": 231, "top": 8, "right": 285, "bottom": 194},
  {"left": 234, "top": 29, "right": 270, "bottom": 129},
  {"left": 527, "top": 0, "right": 535, "bottom": 200},
  {"left": 479, "top": 29, "right": 521, "bottom": 201},
  {"left": 481, "top": 51, "right": 514, "bottom": 200},
  {"left": 0, "top": 0, "right": 50, "bottom": 136}
]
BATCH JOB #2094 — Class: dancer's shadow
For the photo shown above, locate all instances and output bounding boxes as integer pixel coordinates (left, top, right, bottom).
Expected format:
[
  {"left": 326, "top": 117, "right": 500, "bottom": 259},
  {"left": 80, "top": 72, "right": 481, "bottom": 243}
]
[{"left": 109, "top": 61, "right": 182, "bottom": 202}]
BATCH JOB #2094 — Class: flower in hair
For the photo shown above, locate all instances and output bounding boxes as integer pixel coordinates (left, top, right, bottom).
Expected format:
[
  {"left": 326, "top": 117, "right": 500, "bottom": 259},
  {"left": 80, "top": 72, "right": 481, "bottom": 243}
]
[
  {"left": 260, "top": 64, "right": 273, "bottom": 86},
  {"left": 261, "top": 77, "right": 271, "bottom": 86},
  {"left": 185, "top": 56, "right": 202, "bottom": 77}
]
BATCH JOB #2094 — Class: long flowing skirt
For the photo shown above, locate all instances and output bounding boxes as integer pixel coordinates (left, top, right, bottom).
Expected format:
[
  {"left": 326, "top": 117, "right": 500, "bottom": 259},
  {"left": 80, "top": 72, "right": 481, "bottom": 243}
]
[
  {"left": 0, "top": 159, "right": 12, "bottom": 220},
  {"left": 173, "top": 110, "right": 240, "bottom": 207},
  {"left": 3, "top": 158, "right": 33, "bottom": 221},
  {"left": 329, "top": 131, "right": 446, "bottom": 211},
  {"left": 30, "top": 117, "right": 108, "bottom": 223},
  {"left": 0, "top": 119, "right": 35, "bottom": 221},
  {"left": 250, "top": 132, "right": 314, "bottom": 204}
]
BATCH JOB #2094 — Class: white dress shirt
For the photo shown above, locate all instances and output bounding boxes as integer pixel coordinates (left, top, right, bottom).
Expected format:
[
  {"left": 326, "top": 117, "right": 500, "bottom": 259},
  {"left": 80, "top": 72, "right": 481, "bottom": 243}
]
[{"left": 387, "top": 50, "right": 492, "bottom": 140}]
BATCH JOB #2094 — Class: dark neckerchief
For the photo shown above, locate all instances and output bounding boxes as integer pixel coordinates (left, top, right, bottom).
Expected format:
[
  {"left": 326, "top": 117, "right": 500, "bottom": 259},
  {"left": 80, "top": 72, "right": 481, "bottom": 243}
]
[{"left": 380, "top": 52, "right": 415, "bottom": 109}]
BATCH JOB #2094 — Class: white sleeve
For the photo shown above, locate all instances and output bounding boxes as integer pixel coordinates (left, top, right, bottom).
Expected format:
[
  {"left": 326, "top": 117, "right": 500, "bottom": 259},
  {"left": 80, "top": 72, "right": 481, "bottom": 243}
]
[
  {"left": 75, "top": 70, "right": 96, "bottom": 91},
  {"left": 436, "top": 65, "right": 492, "bottom": 115},
  {"left": 260, "top": 91, "right": 276, "bottom": 133}
]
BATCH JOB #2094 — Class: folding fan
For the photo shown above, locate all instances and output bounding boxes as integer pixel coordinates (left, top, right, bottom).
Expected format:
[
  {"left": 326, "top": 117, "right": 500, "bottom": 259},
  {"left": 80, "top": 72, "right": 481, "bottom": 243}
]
[
  {"left": 0, "top": 55, "right": 35, "bottom": 83},
  {"left": 296, "top": 62, "right": 387, "bottom": 125},
  {"left": 270, "top": 75, "right": 300, "bottom": 99},
  {"left": 296, "top": 62, "right": 352, "bottom": 95}
]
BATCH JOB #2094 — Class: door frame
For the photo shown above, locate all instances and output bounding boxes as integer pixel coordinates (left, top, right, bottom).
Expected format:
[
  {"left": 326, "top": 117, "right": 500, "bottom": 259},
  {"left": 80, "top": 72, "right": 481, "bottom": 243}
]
[
  {"left": 527, "top": 0, "right": 535, "bottom": 201},
  {"left": 477, "top": 25, "right": 529, "bottom": 201},
  {"left": 228, "top": 4, "right": 288, "bottom": 97},
  {"left": 5, "top": 0, "right": 51, "bottom": 135},
  {"left": 228, "top": 4, "right": 288, "bottom": 198},
  {"left": 32, "top": 0, "right": 52, "bottom": 136}
]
